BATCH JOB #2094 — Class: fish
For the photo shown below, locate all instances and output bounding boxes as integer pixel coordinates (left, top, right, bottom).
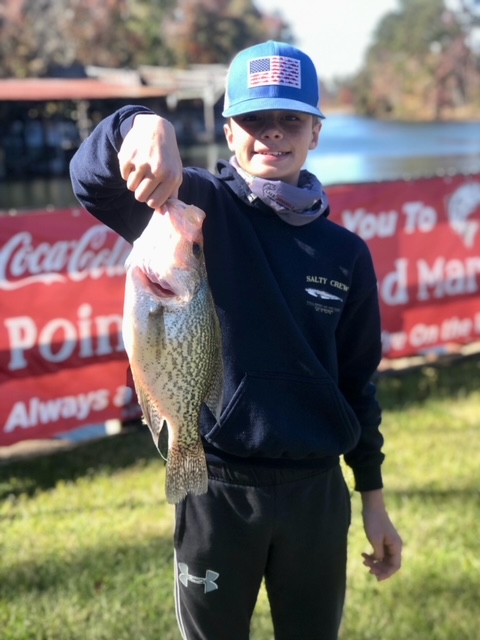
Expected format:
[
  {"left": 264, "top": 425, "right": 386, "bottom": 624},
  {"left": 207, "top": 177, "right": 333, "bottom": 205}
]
[
  {"left": 305, "top": 288, "right": 342, "bottom": 301},
  {"left": 122, "top": 198, "right": 223, "bottom": 504}
]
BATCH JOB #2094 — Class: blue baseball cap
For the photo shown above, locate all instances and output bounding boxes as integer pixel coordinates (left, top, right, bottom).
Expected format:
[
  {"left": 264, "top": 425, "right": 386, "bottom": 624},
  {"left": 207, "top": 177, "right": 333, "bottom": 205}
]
[{"left": 222, "top": 40, "right": 325, "bottom": 119}]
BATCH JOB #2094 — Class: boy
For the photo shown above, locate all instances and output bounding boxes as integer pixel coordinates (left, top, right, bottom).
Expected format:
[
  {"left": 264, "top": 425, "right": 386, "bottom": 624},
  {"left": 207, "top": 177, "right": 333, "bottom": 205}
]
[{"left": 70, "top": 40, "right": 402, "bottom": 640}]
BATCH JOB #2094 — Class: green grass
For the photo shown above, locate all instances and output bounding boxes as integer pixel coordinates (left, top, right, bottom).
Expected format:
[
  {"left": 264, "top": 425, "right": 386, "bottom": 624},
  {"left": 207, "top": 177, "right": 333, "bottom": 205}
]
[{"left": 1, "top": 357, "right": 480, "bottom": 640}]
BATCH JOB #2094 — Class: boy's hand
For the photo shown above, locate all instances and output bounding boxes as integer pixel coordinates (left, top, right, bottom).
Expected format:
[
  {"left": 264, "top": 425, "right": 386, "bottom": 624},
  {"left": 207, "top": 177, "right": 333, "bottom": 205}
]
[
  {"left": 118, "top": 114, "right": 183, "bottom": 209},
  {"left": 360, "top": 489, "right": 403, "bottom": 581}
]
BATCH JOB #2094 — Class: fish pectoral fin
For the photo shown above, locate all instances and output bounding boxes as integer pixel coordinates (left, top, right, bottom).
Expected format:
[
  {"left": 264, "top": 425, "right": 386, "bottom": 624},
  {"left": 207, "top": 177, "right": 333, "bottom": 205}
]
[
  {"left": 158, "top": 422, "right": 169, "bottom": 461},
  {"left": 136, "top": 387, "right": 166, "bottom": 453}
]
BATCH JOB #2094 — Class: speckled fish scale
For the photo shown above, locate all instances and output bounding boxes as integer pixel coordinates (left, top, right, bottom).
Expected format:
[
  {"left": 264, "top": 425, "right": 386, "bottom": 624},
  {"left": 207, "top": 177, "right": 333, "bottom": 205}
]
[{"left": 122, "top": 199, "right": 223, "bottom": 504}]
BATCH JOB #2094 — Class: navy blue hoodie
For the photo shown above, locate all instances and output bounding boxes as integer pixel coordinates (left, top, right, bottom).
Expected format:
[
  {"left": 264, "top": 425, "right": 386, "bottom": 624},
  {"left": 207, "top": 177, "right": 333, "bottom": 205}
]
[{"left": 70, "top": 105, "right": 385, "bottom": 491}]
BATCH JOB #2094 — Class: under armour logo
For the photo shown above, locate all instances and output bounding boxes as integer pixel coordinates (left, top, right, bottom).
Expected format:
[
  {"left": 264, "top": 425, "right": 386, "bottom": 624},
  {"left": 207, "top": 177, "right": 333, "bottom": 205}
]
[{"left": 178, "top": 563, "right": 219, "bottom": 593}]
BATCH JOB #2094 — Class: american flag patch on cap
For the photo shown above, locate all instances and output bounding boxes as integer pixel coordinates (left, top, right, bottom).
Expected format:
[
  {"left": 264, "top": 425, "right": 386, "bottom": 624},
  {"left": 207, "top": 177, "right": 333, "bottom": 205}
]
[{"left": 248, "top": 56, "right": 301, "bottom": 89}]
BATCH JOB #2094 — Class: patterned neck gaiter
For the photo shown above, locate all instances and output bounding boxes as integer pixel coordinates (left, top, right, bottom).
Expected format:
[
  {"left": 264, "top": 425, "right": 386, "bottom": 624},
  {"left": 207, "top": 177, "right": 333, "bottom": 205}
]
[{"left": 230, "top": 156, "right": 329, "bottom": 226}]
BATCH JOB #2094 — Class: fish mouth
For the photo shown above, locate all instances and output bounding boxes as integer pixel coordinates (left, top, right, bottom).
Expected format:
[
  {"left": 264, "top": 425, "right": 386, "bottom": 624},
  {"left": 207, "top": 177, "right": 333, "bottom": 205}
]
[
  {"left": 134, "top": 267, "right": 176, "bottom": 298},
  {"left": 146, "top": 277, "right": 176, "bottom": 298}
]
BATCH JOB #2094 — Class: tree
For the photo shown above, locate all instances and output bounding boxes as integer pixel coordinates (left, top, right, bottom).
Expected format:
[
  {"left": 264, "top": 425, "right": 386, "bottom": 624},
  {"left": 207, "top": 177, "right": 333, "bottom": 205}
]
[
  {"left": 161, "top": 0, "right": 291, "bottom": 67},
  {"left": 0, "top": 0, "right": 291, "bottom": 77},
  {"left": 0, "top": 0, "right": 176, "bottom": 78},
  {"left": 352, "top": 0, "right": 480, "bottom": 119}
]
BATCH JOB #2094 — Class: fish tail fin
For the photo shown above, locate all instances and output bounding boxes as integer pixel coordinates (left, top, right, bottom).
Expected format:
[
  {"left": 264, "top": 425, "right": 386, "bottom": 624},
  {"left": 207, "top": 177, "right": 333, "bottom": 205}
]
[{"left": 165, "top": 440, "right": 208, "bottom": 504}]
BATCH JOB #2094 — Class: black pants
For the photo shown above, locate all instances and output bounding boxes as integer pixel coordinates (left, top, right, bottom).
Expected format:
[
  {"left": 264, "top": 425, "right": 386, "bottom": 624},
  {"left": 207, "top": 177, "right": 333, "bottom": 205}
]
[{"left": 173, "top": 462, "right": 351, "bottom": 640}]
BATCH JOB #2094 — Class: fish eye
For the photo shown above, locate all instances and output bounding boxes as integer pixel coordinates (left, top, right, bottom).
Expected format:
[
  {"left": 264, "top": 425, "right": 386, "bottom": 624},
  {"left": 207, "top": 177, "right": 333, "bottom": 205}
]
[{"left": 192, "top": 242, "right": 201, "bottom": 257}]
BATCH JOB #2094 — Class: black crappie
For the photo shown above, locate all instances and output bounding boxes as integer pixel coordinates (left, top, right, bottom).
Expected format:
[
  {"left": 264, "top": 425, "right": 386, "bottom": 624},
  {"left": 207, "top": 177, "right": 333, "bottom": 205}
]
[{"left": 122, "top": 198, "right": 223, "bottom": 504}]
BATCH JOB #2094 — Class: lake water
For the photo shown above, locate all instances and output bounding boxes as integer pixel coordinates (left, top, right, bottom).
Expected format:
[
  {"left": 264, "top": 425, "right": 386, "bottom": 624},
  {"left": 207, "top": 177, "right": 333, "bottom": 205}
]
[
  {"left": 306, "top": 114, "right": 480, "bottom": 185},
  {"left": 2, "top": 114, "right": 480, "bottom": 210}
]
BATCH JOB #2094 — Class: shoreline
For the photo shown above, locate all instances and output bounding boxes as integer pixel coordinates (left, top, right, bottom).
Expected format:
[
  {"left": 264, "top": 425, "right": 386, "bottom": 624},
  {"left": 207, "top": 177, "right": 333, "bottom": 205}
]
[{"left": 322, "top": 102, "right": 480, "bottom": 123}]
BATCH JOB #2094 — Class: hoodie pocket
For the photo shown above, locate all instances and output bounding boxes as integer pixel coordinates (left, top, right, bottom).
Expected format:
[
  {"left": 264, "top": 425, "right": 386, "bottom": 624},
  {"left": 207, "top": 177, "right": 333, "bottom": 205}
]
[{"left": 203, "top": 371, "right": 360, "bottom": 459}]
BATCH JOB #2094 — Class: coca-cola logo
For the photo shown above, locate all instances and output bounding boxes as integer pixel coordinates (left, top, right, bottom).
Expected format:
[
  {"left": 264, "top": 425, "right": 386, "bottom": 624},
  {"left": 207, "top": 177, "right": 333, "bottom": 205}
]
[{"left": 0, "top": 225, "right": 132, "bottom": 290}]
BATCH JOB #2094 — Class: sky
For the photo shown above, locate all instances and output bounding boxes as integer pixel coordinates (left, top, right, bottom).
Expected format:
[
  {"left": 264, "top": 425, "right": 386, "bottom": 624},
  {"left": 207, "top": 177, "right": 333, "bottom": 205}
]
[{"left": 255, "top": 0, "right": 400, "bottom": 82}]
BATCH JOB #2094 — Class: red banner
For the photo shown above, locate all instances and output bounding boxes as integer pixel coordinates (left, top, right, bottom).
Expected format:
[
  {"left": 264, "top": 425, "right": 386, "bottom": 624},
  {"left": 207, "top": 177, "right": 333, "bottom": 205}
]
[
  {"left": 328, "top": 174, "right": 480, "bottom": 361},
  {"left": 1, "top": 173, "right": 480, "bottom": 445},
  {"left": 0, "top": 208, "right": 140, "bottom": 446}
]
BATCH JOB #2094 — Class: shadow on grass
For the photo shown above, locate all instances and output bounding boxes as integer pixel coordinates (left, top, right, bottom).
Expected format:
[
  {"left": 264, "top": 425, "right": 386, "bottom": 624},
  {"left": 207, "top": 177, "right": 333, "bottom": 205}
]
[
  {"left": 0, "top": 428, "right": 161, "bottom": 501},
  {"left": 1, "top": 531, "right": 183, "bottom": 640},
  {"left": 376, "top": 354, "right": 480, "bottom": 410},
  {"left": 2, "top": 356, "right": 479, "bottom": 502},
  {"left": 390, "top": 487, "right": 480, "bottom": 502},
  {"left": 0, "top": 532, "right": 173, "bottom": 600}
]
